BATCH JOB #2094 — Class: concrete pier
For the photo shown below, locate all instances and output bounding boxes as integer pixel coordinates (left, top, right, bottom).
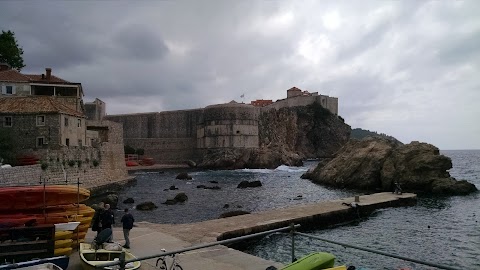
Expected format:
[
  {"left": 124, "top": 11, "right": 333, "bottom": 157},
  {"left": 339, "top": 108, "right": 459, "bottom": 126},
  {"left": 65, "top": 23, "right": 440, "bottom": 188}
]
[
  {"left": 148, "top": 192, "right": 417, "bottom": 244},
  {"left": 68, "top": 192, "right": 416, "bottom": 269}
]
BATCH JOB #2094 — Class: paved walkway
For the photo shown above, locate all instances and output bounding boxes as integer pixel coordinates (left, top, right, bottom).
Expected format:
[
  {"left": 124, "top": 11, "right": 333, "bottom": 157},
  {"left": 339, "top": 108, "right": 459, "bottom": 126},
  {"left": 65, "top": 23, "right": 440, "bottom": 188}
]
[{"left": 68, "top": 226, "right": 283, "bottom": 270}]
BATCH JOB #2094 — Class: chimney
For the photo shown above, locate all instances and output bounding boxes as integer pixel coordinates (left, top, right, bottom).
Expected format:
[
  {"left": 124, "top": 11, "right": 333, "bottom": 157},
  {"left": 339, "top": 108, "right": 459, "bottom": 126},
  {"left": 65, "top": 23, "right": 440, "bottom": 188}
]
[
  {"left": 0, "top": 63, "right": 11, "bottom": 71},
  {"left": 46, "top": 68, "right": 52, "bottom": 80}
]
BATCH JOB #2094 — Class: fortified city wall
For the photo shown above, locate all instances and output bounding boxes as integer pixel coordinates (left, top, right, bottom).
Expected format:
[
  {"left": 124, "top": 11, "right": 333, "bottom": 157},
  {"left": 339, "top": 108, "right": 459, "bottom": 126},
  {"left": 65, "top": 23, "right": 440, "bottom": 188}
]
[
  {"left": 105, "top": 110, "right": 202, "bottom": 163},
  {"left": 105, "top": 92, "right": 338, "bottom": 164}
]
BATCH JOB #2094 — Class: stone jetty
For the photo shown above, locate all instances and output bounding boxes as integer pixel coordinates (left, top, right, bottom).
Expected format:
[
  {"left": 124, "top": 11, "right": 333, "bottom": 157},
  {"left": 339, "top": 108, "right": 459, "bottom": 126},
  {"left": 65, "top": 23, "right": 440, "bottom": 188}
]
[
  {"left": 68, "top": 192, "right": 416, "bottom": 270},
  {"left": 148, "top": 192, "right": 416, "bottom": 244}
]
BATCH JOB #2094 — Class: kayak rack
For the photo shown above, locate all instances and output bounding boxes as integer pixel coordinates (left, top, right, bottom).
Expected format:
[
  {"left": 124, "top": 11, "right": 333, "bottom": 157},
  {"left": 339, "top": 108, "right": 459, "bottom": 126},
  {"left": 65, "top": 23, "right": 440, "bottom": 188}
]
[{"left": 97, "top": 223, "right": 463, "bottom": 270}]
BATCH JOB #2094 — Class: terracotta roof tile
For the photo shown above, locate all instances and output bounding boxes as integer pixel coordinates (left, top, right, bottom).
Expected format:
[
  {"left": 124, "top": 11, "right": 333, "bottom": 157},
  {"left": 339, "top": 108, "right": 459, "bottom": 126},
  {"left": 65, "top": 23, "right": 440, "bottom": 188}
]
[
  {"left": 0, "top": 69, "right": 76, "bottom": 84},
  {"left": 0, "top": 70, "right": 31, "bottom": 82},
  {"left": 24, "top": 74, "right": 71, "bottom": 84},
  {"left": 0, "top": 96, "right": 84, "bottom": 117}
]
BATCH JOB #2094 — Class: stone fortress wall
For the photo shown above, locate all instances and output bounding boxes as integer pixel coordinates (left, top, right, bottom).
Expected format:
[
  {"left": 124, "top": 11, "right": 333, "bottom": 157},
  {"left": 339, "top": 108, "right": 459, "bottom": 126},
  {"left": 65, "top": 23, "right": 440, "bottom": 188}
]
[{"left": 105, "top": 89, "right": 338, "bottom": 164}]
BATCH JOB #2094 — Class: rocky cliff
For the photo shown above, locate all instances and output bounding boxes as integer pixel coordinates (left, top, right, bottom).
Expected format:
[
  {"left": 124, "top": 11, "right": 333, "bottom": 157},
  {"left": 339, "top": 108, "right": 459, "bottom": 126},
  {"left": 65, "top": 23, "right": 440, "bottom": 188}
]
[
  {"left": 302, "top": 137, "right": 478, "bottom": 195},
  {"left": 199, "top": 103, "right": 351, "bottom": 169}
]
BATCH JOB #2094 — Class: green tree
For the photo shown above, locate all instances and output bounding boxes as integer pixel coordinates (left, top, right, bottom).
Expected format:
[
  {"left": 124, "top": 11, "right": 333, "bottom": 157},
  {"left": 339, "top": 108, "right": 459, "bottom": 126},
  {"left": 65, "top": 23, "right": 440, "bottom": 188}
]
[{"left": 0, "top": 30, "right": 25, "bottom": 71}]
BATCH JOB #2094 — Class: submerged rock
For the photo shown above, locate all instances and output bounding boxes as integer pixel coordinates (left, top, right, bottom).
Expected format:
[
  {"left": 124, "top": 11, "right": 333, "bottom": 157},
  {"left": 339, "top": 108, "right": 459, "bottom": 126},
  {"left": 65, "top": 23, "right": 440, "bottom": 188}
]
[
  {"left": 302, "top": 137, "right": 477, "bottom": 195},
  {"left": 163, "top": 192, "right": 189, "bottom": 205},
  {"left": 237, "top": 180, "right": 262, "bottom": 188},
  {"left": 176, "top": 172, "right": 192, "bottom": 180},
  {"left": 136, "top": 201, "right": 158, "bottom": 210},
  {"left": 123, "top": 198, "right": 134, "bottom": 204}
]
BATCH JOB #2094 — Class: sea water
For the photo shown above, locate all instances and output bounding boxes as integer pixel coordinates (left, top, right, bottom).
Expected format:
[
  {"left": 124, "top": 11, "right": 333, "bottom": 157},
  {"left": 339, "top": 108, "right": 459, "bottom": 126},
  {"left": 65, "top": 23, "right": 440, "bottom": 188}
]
[{"left": 116, "top": 150, "right": 480, "bottom": 270}]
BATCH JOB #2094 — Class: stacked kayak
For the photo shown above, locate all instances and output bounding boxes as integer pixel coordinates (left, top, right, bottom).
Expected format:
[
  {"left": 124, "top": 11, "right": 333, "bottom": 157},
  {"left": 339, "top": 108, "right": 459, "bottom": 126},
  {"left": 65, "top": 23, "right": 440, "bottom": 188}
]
[
  {"left": 0, "top": 185, "right": 94, "bottom": 256},
  {"left": 0, "top": 185, "right": 90, "bottom": 210}
]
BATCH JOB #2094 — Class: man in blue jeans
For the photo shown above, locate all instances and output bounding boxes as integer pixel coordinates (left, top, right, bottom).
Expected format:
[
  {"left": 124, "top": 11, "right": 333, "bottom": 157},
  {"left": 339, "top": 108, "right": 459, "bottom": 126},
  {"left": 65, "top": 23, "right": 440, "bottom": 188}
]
[{"left": 121, "top": 208, "right": 135, "bottom": 249}]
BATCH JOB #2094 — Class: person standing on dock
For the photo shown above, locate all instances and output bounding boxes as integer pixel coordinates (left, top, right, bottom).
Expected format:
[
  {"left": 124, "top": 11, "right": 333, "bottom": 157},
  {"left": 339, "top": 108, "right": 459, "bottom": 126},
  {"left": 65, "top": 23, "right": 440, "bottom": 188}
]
[
  {"left": 91, "top": 202, "right": 105, "bottom": 236},
  {"left": 120, "top": 208, "right": 135, "bottom": 249},
  {"left": 100, "top": 204, "right": 115, "bottom": 241}
]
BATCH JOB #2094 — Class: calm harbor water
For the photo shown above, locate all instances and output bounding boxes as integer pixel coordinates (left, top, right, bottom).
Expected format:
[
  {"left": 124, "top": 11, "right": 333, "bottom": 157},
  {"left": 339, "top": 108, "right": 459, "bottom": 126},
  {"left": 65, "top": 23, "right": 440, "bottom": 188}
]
[{"left": 115, "top": 150, "right": 480, "bottom": 270}]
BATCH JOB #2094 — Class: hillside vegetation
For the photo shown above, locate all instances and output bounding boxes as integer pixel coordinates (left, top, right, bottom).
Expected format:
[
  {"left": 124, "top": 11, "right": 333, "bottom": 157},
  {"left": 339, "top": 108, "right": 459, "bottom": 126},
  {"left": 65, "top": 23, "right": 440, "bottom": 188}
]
[{"left": 351, "top": 128, "right": 402, "bottom": 144}]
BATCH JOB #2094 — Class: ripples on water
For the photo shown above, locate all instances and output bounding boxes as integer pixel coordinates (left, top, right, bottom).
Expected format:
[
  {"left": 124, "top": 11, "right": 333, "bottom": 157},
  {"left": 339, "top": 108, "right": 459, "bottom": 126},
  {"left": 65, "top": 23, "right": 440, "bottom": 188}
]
[{"left": 116, "top": 150, "right": 480, "bottom": 270}]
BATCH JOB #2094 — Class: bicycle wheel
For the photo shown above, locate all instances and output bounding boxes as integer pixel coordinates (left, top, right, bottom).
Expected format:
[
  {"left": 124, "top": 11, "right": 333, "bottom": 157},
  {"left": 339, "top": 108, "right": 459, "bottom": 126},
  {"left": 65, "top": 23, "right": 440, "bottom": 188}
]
[
  {"left": 158, "top": 260, "right": 167, "bottom": 270},
  {"left": 174, "top": 264, "right": 183, "bottom": 270}
]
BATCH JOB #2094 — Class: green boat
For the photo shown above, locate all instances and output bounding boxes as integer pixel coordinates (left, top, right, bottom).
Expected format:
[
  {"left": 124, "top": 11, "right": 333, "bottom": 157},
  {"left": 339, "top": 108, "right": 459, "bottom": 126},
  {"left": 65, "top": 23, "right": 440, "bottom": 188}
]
[{"left": 281, "top": 252, "right": 336, "bottom": 270}]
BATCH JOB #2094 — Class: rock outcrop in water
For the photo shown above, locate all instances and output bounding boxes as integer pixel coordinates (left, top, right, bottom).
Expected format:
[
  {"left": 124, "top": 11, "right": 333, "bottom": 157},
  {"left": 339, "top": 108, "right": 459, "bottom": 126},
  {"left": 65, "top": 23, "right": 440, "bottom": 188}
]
[
  {"left": 302, "top": 137, "right": 478, "bottom": 195},
  {"left": 199, "top": 104, "right": 350, "bottom": 169}
]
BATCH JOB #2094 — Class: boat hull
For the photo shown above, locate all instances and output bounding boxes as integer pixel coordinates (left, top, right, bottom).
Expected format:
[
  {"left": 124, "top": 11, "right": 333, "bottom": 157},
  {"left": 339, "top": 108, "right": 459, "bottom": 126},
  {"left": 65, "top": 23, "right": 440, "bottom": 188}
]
[
  {"left": 0, "top": 256, "right": 69, "bottom": 270},
  {"left": 79, "top": 243, "right": 141, "bottom": 270}
]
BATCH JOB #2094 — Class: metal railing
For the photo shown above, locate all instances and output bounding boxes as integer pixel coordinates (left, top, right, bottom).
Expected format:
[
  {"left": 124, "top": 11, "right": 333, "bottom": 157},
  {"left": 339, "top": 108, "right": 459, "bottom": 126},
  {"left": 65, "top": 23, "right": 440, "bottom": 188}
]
[{"left": 97, "top": 223, "right": 463, "bottom": 270}]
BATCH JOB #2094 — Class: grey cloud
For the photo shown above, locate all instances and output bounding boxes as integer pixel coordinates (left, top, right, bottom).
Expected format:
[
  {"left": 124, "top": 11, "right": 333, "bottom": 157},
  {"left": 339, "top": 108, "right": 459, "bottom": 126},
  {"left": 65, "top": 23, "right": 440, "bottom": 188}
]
[
  {"left": 1, "top": 0, "right": 479, "bottom": 148},
  {"left": 112, "top": 25, "right": 169, "bottom": 61},
  {"left": 437, "top": 31, "right": 480, "bottom": 65}
]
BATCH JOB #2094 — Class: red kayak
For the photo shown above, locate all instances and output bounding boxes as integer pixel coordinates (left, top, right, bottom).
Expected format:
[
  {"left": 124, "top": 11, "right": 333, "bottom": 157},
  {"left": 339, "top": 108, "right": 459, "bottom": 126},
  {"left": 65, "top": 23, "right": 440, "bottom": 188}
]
[{"left": 0, "top": 185, "right": 90, "bottom": 210}]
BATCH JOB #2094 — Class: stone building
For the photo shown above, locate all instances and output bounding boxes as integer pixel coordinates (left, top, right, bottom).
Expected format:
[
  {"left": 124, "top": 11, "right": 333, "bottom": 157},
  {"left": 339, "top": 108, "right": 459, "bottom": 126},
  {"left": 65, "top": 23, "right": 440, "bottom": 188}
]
[
  {"left": 84, "top": 98, "right": 106, "bottom": 121},
  {"left": 0, "top": 64, "right": 128, "bottom": 189},
  {"left": 0, "top": 64, "right": 84, "bottom": 112},
  {"left": 0, "top": 96, "right": 87, "bottom": 148}
]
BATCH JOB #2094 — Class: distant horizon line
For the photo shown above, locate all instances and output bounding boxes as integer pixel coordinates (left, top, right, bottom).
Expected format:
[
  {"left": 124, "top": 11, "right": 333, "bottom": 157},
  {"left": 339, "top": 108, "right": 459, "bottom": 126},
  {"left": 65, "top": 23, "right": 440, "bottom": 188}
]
[{"left": 441, "top": 149, "right": 480, "bottom": 151}]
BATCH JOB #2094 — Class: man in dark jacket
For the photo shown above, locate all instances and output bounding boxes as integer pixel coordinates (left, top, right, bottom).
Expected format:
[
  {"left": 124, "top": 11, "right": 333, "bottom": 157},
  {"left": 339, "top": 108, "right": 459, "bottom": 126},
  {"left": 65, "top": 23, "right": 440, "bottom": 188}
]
[
  {"left": 91, "top": 202, "right": 105, "bottom": 235},
  {"left": 100, "top": 204, "right": 115, "bottom": 241},
  {"left": 120, "top": 208, "right": 134, "bottom": 249}
]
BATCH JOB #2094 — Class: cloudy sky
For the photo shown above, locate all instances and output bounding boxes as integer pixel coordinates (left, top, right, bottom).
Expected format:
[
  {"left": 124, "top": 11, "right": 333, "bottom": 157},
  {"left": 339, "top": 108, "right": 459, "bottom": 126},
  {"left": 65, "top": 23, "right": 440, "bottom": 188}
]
[{"left": 1, "top": 1, "right": 479, "bottom": 149}]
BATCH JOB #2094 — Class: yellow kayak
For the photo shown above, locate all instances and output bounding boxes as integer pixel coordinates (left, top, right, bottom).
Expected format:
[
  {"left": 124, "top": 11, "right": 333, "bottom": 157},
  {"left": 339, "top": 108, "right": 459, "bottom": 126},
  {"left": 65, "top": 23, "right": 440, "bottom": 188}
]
[
  {"left": 72, "top": 231, "right": 87, "bottom": 240},
  {"left": 55, "top": 231, "right": 73, "bottom": 240},
  {"left": 55, "top": 239, "right": 73, "bottom": 249}
]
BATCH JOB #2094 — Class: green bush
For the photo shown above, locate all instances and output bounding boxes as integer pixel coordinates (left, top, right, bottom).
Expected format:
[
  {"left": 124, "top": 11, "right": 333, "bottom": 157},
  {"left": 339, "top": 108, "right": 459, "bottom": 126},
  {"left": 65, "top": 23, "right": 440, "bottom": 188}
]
[
  {"left": 136, "top": 148, "right": 145, "bottom": 155},
  {"left": 40, "top": 162, "right": 48, "bottom": 171},
  {"left": 124, "top": 145, "right": 136, "bottom": 155},
  {"left": 92, "top": 159, "right": 99, "bottom": 167},
  {"left": 77, "top": 160, "right": 82, "bottom": 168},
  {"left": 68, "top": 160, "right": 75, "bottom": 167}
]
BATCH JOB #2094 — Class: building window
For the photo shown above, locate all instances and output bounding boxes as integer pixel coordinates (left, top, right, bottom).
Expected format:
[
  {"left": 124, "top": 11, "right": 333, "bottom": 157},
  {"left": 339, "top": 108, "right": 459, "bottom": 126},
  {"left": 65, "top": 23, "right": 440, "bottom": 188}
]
[
  {"left": 78, "top": 139, "right": 83, "bottom": 147},
  {"left": 77, "top": 119, "right": 81, "bottom": 127},
  {"left": 37, "top": 137, "right": 45, "bottom": 147},
  {"left": 64, "top": 117, "right": 69, "bottom": 126},
  {"left": 3, "top": 116, "right": 12, "bottom": 127},
  {"left": 66, "top": 138, "right": 70, "bottom": 146},
  {"left": 36, "top": 115, "right": 46, "bottom": 126},
  {"left": 6, "top": 86, "right": 13, "bottom": 95}
]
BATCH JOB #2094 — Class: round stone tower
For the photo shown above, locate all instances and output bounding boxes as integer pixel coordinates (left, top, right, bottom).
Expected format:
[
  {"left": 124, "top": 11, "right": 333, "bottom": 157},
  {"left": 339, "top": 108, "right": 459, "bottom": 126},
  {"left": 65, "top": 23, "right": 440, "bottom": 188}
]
[{"left": 197, "top": 102, "right": 260, "bottom": 149}]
